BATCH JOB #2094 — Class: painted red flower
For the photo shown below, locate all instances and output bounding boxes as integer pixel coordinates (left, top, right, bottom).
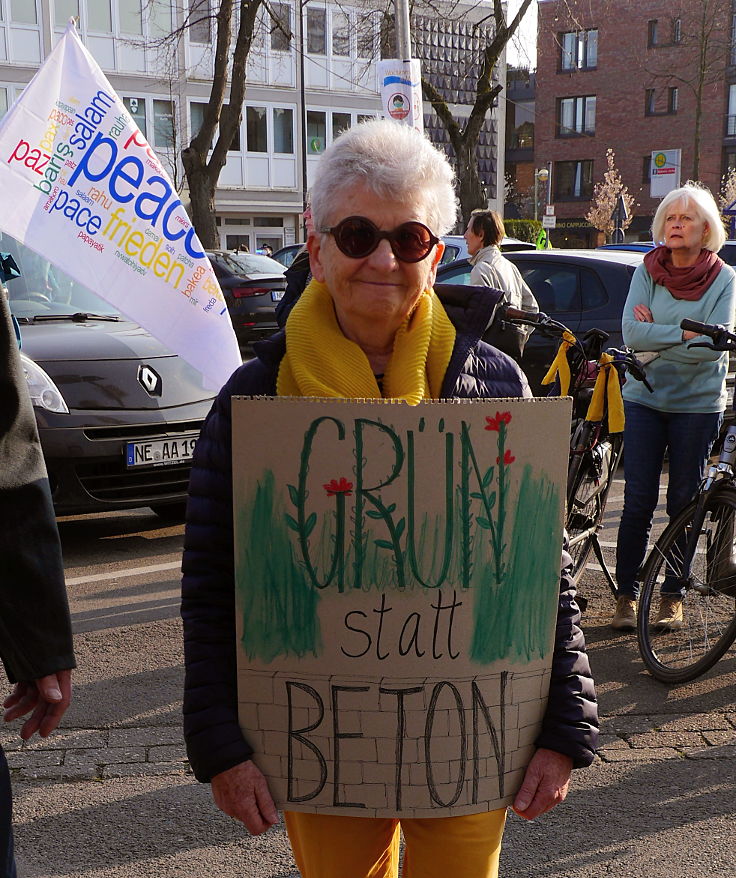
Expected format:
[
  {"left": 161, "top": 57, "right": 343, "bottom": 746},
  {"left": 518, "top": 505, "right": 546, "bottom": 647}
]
[
  {"left": 496, "top": 449, "right": 516, "bottom": 465},
  {"left": 324, "top": 477, "right": 353, "bottom": 496},
  {"left": 485, "top": 411, "right": 513, "bottom": 431}
]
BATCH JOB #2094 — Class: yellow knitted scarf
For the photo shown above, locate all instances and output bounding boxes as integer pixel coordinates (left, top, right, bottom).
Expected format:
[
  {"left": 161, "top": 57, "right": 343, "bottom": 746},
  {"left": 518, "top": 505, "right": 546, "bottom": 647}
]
[{"left": 276, "top": 279, "right": 456, "bottom": 404}]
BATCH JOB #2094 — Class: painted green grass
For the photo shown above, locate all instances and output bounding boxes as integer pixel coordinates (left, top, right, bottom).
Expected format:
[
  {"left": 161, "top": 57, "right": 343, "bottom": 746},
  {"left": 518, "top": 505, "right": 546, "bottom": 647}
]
[
  {"left": 470, "top": 464, "right": 561, "bottom": 663},
  {"left": 236, "top": 470, "right": 322, "bottom": 661},
  {"left": 237, "top": 465, "right": 561, "bottom": 665}
]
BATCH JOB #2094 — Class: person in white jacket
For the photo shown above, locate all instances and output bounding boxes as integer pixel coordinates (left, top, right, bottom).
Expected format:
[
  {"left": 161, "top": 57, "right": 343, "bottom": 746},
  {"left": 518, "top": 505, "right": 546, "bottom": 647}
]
[{"left": 464, "top": 209, "right": 538, "bottom": 360}]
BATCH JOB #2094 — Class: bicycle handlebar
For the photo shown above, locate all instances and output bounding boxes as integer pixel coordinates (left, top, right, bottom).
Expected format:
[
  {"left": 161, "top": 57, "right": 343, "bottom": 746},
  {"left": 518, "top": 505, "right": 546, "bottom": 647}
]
[{"left": 680, "top": 319, "right": 736, "bottom": 351}]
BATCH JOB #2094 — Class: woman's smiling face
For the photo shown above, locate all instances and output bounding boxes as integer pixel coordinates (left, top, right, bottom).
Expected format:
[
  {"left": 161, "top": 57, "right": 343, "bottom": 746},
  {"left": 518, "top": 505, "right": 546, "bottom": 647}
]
[{"left": 307, "top": 185, "right": 444, "bottom": 345}]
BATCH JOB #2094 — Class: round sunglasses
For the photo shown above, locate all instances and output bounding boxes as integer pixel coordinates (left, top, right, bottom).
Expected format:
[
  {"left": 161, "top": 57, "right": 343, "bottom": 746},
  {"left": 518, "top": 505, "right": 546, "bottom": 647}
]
[{"left": 320, "top": 216, "right": 440, "bottom": 263}]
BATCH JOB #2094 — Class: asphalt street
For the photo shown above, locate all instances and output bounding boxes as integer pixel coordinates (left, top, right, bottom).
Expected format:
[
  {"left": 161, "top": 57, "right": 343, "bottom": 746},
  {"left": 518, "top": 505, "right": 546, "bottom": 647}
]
[{"left": 2, "top": 471, "right": 735, "bottom": 877}]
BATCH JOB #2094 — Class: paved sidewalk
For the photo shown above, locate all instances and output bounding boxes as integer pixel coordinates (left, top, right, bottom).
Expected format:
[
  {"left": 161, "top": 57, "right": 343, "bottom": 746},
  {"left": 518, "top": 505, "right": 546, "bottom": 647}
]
[
  {"left": 3, "top": 713, "right": 735, "bottom": 783},
  {"left": 1, "top": 726, "right": 189, "bottom": 783}
]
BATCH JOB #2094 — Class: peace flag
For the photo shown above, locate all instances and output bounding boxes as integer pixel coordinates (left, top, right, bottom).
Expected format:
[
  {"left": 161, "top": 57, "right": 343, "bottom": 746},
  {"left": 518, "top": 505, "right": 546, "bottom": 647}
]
[{"left": 0, "top": 21, "right": 241, "bottom": 391}]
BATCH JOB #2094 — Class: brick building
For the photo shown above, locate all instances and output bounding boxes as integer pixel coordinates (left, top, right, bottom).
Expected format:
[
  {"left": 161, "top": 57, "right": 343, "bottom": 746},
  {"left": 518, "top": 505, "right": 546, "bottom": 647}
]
[{"left": 536, "top": 0, "right": 733, "bottom": 247}]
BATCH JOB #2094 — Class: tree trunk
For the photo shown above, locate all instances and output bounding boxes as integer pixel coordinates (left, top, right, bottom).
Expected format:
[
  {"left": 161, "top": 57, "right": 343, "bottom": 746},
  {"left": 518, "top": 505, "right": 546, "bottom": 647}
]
[
  {"left": 182, "top": 147, "right": 218, "bottom": 249},
  {"left": 455, "top": 140, "right": 487, "bottom": 229}
]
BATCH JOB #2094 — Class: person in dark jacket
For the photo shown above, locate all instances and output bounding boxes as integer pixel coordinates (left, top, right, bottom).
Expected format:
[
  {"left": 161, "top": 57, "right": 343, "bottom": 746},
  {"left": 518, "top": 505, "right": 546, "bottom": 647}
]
[
  {"left": 0, "top": 289, "right": 76, "bottom": 878},
  {"left": 181, "top": 119, "right": 597, "bottom": 878}
]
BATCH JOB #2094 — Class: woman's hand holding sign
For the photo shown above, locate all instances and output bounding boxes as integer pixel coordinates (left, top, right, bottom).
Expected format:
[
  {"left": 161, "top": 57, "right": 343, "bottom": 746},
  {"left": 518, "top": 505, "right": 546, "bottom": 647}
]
[
  {"left": 511, "top": 748, "right": 572, "bottom": 820},
  {"left": 211, "top": 760, "right": 279, "bottom": 835}
]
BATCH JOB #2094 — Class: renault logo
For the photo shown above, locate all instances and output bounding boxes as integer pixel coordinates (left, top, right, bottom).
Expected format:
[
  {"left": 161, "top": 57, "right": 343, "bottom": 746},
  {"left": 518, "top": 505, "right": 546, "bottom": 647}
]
[{"left": 137, "top": 364, "right": 162, "bottom": 397}]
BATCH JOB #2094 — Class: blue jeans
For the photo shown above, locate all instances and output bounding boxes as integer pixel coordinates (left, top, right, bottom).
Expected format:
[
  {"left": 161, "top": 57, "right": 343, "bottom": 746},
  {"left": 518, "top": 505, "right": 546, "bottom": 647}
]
[
  {"left": 0, "top": 746, "right": 16, "bottom": 878},
  {"left": 616, "top": 401, "right": 723, "bottom": 598}
]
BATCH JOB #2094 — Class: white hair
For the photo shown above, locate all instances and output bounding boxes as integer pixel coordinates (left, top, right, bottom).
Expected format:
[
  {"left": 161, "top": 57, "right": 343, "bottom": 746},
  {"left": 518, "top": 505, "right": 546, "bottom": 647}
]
[
  {"left": 651, "top": 183, "right": 726, "bottom": 252},
  {"left": 309, "top": 119, "right": 458, "bottom": 236}
]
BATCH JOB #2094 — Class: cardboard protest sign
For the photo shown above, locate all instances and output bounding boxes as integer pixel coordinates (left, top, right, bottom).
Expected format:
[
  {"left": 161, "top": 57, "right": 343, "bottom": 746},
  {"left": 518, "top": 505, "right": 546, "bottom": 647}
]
[
  {"left": 0, "top": 21, "right": 241, "bottom": 391},
  {"left": 234, "top": 396, "right": 571, "bottom": 818}
]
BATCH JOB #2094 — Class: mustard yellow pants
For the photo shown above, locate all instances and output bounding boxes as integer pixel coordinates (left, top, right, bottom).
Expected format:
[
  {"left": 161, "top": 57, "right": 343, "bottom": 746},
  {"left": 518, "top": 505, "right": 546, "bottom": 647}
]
[{"left": 284, "top": 808, "right": 507, "bottom": 878}]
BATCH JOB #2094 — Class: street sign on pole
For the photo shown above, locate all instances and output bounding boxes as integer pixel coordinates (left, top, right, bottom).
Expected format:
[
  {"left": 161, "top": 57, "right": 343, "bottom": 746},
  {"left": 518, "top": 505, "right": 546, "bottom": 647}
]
[
  {"left": 542, "top": 215, "right": 556, "bottom": 229},
  {"left": 650, "top": 149, "right": 681, "bottom": 198}
]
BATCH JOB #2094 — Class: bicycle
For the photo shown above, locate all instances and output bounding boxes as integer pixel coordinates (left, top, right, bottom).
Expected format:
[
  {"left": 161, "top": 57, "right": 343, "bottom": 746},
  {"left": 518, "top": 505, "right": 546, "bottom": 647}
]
[
  {"left": 636, "top": 318, "right": 736, "bottom": 683},
  {"left": 500, "top": 305, "right": 652, "bottom": 594}
]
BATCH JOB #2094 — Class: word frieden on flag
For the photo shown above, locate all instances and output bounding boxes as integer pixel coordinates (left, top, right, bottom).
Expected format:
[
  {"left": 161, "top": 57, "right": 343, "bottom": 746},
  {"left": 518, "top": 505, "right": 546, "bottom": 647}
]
[{"left": 0, "top": 20, "right": 241, "bottom": 391}]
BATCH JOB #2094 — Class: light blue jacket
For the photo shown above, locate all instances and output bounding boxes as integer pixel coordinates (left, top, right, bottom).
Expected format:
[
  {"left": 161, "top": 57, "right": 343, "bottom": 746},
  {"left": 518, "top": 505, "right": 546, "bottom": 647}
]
[{"left": 622, "top": 260, "right": 736, "bottom": 413}]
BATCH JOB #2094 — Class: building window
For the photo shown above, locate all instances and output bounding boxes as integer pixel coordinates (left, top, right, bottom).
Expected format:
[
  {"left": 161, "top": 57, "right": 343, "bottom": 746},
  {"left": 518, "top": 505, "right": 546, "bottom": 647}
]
[
  {"left": 673, "top": 18, "right": 681, "bottom": 43},
  {"left": 560, "top": 29, "right": 597, "bottom": 71},
  {"left": 332, "top": 112, "right": 351, "bottom": 141},
  {"left": 306, "top": 7, "right": 325, "bottom": 54},
  {"left": 357, "top": 19, "right": 375, "bottom": 58},
  {"left": 332, "top": 11, "right": 350, "bottom": 56},
  {"left": 557, "top": 96, "right": 596, "bottom": 137},
  {"left": 246, "top": 106, "right": 268, "bottom": 152},
  {"left": 273, "top": 107, "right": 294, "bottom": 153},
  {"left": 89, "top": 0, "right": 112, "bottom": 31},
  {"left": 642, "top": 155, "right": 651, "bottom": 184},
  {"left": 647, "top": 19, "right": 658, "bottom": 47},
  {"left": 123, "top": 96, "right": 147, "bottom": 137},
  {"left": 646, "top": 88, "right": 678, "bottom": 116},
  {"left": 0, "top": 88, "right": 8, "bottom": 121},
  {"left": 307, "top": 110, "right": 326, "bottom": 154},
  {"left": 728, "top": 84, "right": 736, "bottom": 136},
  {"left": 10, "top": 0, "right": 37, "bottom": 24},
  {"left": 153, "top": 100, "right": 174, "bottom": 149},
  {"left": 119, "top": 0, "right": 143, "bottom": 35},
  {"left": 554, "top": 160, "right": 593, "bottom": 199},
  {"left": 190, "top": 102, "right": 213, "bottom": 151},
  {"left": 55, "top": 0, "right": 78, "bottom": 27},
  {"left": 270, "top": 2, "right": 291, "bottom": 52},
  {"left": 358, "top": 114, "right": 375, "bottom": 124},
  {"left": 189, "top": 0, "right": 211, "bottom": 44}
]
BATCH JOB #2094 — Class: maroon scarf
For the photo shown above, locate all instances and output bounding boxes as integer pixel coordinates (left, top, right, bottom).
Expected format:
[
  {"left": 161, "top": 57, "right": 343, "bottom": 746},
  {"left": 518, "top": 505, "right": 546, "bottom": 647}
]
[{"left": 644, "top": 245, "right": 723, "bottom": 301}]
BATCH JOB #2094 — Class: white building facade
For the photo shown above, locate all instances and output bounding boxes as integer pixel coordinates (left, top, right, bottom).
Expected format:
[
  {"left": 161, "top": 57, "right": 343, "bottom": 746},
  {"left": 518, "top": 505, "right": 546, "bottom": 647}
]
[{"left": 0, "top": 0, "right": 503, "bottom": 250}]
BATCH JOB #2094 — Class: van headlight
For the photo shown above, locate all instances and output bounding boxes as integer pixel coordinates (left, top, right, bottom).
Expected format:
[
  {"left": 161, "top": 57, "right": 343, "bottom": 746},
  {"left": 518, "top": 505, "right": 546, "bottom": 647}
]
[{"left": 19, "top": 352, "right": 69, "bottom": 414}]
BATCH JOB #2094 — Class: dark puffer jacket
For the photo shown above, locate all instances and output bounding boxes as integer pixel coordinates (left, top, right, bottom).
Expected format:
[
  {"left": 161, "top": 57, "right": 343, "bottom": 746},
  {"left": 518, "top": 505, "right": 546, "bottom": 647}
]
[{"left": 181, "top": 284, "right": 598, "bottom": 783}]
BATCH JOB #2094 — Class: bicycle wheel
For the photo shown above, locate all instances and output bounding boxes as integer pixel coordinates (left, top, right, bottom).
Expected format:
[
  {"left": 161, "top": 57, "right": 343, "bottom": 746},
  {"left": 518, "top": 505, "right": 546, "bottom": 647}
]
[
  {"left": 637, "top": 490, "right": 736, "bottom": 683},
  {"left": 566, "top": 434, "right": 622, "bottom": 580}
]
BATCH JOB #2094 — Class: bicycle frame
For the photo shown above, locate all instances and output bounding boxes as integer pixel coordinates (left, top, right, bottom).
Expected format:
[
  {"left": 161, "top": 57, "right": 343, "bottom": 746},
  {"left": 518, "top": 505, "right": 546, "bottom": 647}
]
[{"left": 666, "top": 425, "right": 736, "bottom": 592}]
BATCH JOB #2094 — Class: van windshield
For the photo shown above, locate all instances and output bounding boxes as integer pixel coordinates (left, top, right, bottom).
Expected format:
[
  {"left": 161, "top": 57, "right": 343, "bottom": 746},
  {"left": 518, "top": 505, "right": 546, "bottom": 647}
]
[{"left": 0, "top": 232, "right": 120, "bottom": 319}]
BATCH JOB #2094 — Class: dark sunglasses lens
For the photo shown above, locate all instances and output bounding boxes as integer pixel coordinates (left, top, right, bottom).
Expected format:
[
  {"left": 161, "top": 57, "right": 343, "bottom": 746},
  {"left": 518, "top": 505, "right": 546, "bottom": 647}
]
[
  {"left": 334, "top": 218, "right": 378, "bottom": 258},
  {"left": 394, "top": 223, "right": 434, "bottom": 261}
]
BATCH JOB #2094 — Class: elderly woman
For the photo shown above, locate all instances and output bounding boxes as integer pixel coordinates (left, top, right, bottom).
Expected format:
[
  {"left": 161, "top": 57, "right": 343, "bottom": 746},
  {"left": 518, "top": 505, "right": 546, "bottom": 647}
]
[
  {"left": 612, "top": 183, "right": 736, "bottom": 631},
  {"left": 181, "top": 120, "right": 597, "bottom": 878}
]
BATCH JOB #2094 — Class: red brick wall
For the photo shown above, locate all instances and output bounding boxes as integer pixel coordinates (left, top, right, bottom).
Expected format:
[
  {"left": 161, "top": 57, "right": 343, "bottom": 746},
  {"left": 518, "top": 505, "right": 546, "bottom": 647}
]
[{"left": 536, "top": 0, "right": 730, "bottom": 237}]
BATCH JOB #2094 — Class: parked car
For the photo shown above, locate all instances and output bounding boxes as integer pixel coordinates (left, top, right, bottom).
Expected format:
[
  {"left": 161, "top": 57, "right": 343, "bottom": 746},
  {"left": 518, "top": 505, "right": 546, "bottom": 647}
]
[
  {"left": 4, "top": 234, "right": 215, "bottom": 517},
  {"left": 271, "top": 243, "right": 303, "bottom": 268},
  {"left": 205, "top": 250, "right": 286, "bottom": 348},
  {"left": 436, "top": 249, "right": 645, "bottom": 393},
  {"left": 598, "top": 241, "right": 736, "bottom": 266},
  {"left": 440, "top": 235, "right": 536, "bottom": 264}
]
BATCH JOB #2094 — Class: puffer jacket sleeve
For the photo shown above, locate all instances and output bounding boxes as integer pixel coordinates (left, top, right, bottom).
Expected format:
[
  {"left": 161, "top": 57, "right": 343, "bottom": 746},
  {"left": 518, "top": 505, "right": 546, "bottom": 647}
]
[
  {"left": 535, "top": 540, "right": 599, "bottom": 767},
  {"left": 181, "top": 364, "right": 265, "bottom": 782}
]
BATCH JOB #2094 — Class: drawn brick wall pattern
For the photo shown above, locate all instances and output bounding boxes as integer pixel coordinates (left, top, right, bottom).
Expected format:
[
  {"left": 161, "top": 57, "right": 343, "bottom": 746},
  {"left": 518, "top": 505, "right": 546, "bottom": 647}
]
[{"left": 238, "top": 667, "right": 551, "bottom": 818}]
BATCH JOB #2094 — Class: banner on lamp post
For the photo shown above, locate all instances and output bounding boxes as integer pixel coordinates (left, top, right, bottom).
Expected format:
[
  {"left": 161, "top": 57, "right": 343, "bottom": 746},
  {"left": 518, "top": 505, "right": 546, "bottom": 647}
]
[
  {"left": 0, "top": 21, "right": 241, "bottom": 391},
  {"left": 378, "top": 60, "right": 424, "bottom": 132}
]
